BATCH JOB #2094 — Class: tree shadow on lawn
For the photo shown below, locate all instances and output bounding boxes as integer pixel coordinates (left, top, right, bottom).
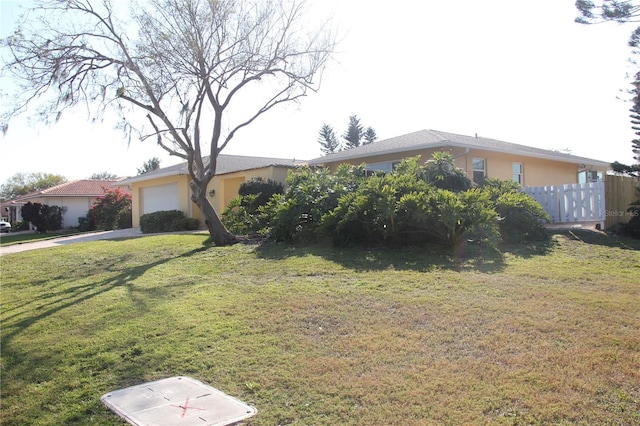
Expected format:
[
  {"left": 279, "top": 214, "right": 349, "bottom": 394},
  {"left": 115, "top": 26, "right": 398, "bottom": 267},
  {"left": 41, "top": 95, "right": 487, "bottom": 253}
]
[
  {"left": 1, "top": 242, "right": 215, "bottom": 424},
  {"left": 253, "top": 236, "right": 558, "bottom": 274},
  {"left": 1, "top": 245, "right": 210, "bottom": 346}
]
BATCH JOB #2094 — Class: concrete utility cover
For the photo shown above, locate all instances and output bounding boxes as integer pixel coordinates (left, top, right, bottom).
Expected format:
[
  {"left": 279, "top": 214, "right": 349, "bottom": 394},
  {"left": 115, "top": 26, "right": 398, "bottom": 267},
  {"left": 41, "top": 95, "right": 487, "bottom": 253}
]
[{"left": 101, "top": 376, "right": 257, "bottom": 426}]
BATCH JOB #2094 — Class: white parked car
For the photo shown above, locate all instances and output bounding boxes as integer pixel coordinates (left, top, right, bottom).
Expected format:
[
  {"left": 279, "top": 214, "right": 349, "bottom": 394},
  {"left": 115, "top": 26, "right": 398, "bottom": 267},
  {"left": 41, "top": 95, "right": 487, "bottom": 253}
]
[{"left": 0, "top": 221, "right": 11, "bottom": 233}]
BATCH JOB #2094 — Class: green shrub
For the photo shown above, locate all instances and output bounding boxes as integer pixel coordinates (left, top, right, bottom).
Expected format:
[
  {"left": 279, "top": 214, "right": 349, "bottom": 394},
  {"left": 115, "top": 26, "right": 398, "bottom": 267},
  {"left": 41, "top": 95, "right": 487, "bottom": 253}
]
[
  {"left": 322, "top": 159, "right": 498, "bottom": 248},
  {"left": 322, "top": 176, "right": 398, "bottom": 245},
  {"left": 222, "top": 195, "right": 263, "bottom": 235},
  {"left": 20, "top": 202, "right": 63, "bottom": 232},
  {"left": 222, "top": 178, "right": 285, "bottom": 235},
  {"left": 78, "top": 216, "right": 96, "bottom": 232},
  {"left": 264, "top": 165, "right": 366, "bottom": 242},
  {"left": 140, "top": 210, "right": 199, "bottom": 234},
  {"left": 238, "top": 177, "right": 284, "bottom": 207},
  {"left": 322, "top": 161, "right": 434, "bottom": 246},
  {"left": 458, "top": 189, "right": 501, "bottom": 244},
  {"left": 11, "top": 220, "right": 29, "bottom": 231},
  {"left": 421, "top": 152, "right": 472, "bottom": 192},
  {"left": 89, "top": 187, "right": 132, "bottom": 230},
  {"left": 261, "top": 157, "right": 546, "bottom": 248},
  {"left": 421, "top": 188, "right": 499, "bottom": 247},
  {"left": 482, "top": 178, "right": 550, "bottom": 243}
]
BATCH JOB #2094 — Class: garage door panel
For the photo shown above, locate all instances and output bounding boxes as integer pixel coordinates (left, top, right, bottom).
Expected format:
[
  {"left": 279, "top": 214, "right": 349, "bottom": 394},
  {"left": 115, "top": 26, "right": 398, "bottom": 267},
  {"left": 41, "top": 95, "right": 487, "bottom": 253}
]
[{"left": 142, "top": 183, "right": 179, "bottom": 214}]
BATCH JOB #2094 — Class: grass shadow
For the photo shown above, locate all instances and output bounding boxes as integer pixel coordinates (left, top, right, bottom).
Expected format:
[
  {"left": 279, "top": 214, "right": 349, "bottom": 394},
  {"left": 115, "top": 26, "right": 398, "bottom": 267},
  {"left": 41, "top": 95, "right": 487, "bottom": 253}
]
[
  {"left": 498, "top": 235, "right": 558, "bottom": 259},
  {"left": 252, "top": 239, "right": 509, "bottom": 273},
  {"left": 252, "top": 232, "right": 571, "bottom": 274},
  {"left": 553, "top": 228, "right": 640, "bottom": 250},
  {"left": 1, "top": 245, "right": 210, "bottom": 346}
]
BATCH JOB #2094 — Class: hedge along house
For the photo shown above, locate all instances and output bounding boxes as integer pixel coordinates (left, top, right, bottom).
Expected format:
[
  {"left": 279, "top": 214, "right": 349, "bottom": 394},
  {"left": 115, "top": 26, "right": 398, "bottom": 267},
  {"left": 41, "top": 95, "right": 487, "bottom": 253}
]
[
  {"left": 308, "top": 129, "right": 611, "bottom": 187},
  {"left": 3, "top": 179, "right": 131, "bottom": 228},
  {"left": 119, "top": 154, "right": 304, "bottom": 228}
]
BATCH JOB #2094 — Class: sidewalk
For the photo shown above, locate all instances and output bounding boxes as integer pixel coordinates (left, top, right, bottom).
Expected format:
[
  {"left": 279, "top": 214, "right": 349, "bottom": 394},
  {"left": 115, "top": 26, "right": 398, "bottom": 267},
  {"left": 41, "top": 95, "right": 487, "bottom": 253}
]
[{"left": 0, "top": 228, "right": 144, "bottom": 256}]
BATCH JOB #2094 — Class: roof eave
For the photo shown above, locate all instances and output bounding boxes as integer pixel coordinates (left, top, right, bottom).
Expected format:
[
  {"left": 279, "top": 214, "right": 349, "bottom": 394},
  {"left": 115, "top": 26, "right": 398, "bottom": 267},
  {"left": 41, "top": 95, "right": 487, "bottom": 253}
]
[
  {"left": 118, "top": 169, "right": 188, "bottom": 185},
  {"left": 310, "top": 141, "right": 611, "bottom": 169}
]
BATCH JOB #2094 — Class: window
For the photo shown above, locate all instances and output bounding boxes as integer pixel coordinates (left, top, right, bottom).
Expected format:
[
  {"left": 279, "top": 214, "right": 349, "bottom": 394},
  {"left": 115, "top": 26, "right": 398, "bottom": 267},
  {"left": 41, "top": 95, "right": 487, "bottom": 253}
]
[
  {"left": 472, "top": 158, "right": 486, "bottom": 184},
  {"left": 578, "top": 170, "right": 602, "bottom": 184},
  {"left": 512, "top": 163, "right": 523, "bottom": 185},
  {"left": 365, "top": 161, "right": 402, "bottom": 176}
]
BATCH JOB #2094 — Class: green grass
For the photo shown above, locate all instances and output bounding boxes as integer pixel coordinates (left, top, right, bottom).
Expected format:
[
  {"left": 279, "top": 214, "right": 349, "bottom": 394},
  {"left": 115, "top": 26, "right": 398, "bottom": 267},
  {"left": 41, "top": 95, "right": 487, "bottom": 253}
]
[
  {"left": 1, "top": 230, "right": 639, "bottom": 425},
  {"left": 0, "top": 230, "right": 86, "bottom": 246}
]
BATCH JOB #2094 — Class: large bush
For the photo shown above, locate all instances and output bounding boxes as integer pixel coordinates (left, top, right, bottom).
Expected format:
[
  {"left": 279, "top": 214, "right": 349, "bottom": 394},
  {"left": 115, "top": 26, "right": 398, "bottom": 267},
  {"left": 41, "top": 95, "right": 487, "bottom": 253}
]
[
  {"left": 238, "top": 177, "right": 284, "bottom": 207},
  {"left": 481, "top": 178, "right": 550, "bottom": 243},
  {"left": 20, "top": 202, "right": 63, "bottom": 232},
  {"left": 89, "top": 187, "right": 132, "bottom": 230},
  {"left": 237, "top": 154, "right": 550, "bottom": 249},
  {"left": 140, "top": 210, "right": 200, "bottom": 234},
  {"left": 263, "top": 164, "right": 367, "bottom": 242},
  {"left": 266, "top": 156, "right": 500, "bottom": 248},
  {"left": 222, "top": 177, "right": 284, "bottom": 235},
  {"left": 421, "top": 151, "right": 472, "bottom": 192},
  {"left": 322, "top": 158, "right": 435, "bottom": 245}
]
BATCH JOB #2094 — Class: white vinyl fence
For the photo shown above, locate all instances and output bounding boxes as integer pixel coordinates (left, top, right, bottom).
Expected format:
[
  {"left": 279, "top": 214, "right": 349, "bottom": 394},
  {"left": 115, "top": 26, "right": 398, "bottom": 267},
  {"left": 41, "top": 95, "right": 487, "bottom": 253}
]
[{"left": 524, "top": 181, "right": 606, "bottom": 225}]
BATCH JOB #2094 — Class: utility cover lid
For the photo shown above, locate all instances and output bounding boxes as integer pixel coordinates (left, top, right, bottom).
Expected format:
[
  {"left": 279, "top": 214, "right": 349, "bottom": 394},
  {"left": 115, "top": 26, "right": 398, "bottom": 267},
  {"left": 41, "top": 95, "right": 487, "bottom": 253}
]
[{"left": 101, "top": 376, "right": 257, "bottom": 426}]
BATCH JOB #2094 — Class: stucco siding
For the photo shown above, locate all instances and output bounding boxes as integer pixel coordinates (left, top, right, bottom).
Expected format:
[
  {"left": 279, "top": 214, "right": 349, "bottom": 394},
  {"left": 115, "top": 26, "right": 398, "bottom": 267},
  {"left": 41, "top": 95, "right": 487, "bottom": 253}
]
[
  {"left": 131, "top": 166, "right": 293, "bottom": 228},
  {"left": 55, "top": 197, "right": 94, "bottom": 228},
  {"left": 315, "top": 147, "right": 604, "bottom": 187},
  {"left": 207, "top": 166, "right": 291, "bottom": 214},
  {"left": 457, "top": 149, "right": 581, "bottom": 186},
  {"left": 16, "top": 195, "right": 95, "bottom": 228},
  {"left": 131, "top": 175, "right": 193, "bottom": 227}
]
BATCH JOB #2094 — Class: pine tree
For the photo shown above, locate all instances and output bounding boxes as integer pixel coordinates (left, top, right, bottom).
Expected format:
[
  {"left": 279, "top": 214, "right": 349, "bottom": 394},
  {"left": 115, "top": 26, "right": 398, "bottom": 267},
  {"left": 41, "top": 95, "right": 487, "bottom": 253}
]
[
  {"left": 631, "top": 77, "right": 640, "bottom": 164},
  {"left": 576, "top": 1, "right": 640, "bottom": 177},
  {"left": 363, "top": 126, "right": 377, "bottom": 145},
  {"left": 137, "top": 157, "right": 161, "bottom": 175},
  {"left": 342, "top": 115, "right": 364, "bottom": 149},
  {"left": 318, "top": 124, "right": 340, "bottom": 154}
]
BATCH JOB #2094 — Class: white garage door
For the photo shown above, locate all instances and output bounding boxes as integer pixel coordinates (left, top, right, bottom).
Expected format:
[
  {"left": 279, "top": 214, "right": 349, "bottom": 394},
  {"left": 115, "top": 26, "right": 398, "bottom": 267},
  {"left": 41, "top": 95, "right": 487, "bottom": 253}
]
[{"left": 141, "top": 183, "right": 179, "bottom": 215}]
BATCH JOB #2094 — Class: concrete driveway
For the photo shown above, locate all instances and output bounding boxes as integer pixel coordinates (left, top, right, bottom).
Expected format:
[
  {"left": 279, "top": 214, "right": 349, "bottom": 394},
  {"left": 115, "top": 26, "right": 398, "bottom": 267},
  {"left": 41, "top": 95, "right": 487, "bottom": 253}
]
[{"left": 0, "top": 228, "right": 144, "bottom": 256}]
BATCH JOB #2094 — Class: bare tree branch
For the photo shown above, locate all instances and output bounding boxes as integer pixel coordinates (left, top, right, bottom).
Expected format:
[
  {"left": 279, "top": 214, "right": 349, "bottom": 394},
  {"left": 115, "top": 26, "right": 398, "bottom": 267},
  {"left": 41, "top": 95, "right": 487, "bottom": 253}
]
[{"left": 1, "top": 0, "right": 337, "bottom": 245}]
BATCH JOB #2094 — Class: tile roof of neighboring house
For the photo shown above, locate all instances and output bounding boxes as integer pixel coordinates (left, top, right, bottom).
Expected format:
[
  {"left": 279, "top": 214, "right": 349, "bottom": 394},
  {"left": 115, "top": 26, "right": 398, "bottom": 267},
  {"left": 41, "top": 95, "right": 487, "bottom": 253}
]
[
  {"left": 309, "top": 129, "right": 611, "bottom": 168},
  {"left": 119, "top": 154, "right": 305, "bottom": 184},
  {"left": 7, "top": 179, "right": 130, "bottom": 204}
]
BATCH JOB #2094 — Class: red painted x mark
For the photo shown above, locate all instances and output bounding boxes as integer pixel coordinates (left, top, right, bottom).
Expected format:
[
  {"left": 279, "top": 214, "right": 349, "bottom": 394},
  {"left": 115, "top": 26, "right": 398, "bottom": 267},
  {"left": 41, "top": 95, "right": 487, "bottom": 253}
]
[{"left": 170, "top": 396, "right": 206, "bottom": 418}]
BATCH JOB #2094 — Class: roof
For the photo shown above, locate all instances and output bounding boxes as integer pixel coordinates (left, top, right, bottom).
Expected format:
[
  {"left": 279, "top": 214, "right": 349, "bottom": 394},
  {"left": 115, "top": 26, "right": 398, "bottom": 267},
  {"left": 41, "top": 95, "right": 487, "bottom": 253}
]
[
  {"left": 309, "top": 129, "right": 611, "bottom": 168},
  {"left": 119, "top": 154, "right": 304, "bottom": 184},
  {"left": 7, "top": 179, "right": 130, "bottom": 204}
]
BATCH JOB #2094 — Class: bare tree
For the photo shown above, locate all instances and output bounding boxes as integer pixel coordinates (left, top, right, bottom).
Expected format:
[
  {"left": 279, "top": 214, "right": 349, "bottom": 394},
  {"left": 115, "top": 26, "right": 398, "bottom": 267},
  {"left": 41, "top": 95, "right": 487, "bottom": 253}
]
[{"left": 1, "top": 0, "right": 336, "bottom": 245}]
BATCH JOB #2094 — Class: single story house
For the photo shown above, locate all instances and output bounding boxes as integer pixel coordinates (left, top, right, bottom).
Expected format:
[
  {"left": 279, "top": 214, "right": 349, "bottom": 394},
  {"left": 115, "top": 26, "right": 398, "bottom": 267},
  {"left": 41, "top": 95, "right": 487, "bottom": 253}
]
[
  {"left": 4, "top": 179, "right": 131, "bottom": 228},
  {"left": 308, "top": 129, "right": 611, "bottom": 187},
  {"left": 119, "top": 130, "right": 613, "bottom": 229},
  {"left": 118, "top": 154, "right": 304, "bottom": 228}
]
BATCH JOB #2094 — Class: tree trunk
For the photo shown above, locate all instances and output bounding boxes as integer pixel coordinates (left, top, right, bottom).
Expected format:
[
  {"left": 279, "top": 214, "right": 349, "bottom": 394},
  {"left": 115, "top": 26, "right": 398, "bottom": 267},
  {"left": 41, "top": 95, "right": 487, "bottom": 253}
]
[{"left": 191, "top": 181, "right": 237, "bottom": 246}]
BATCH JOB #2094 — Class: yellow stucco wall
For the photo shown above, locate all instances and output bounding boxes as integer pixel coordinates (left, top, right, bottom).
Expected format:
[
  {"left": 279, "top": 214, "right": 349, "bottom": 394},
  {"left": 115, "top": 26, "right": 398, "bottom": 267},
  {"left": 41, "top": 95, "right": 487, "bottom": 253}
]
[
  {"left": 131, "top": 174, "right": 194, "bottom": 227},
  {"left": 207, "top": 166, "right": 291, "bottom": 214},
  {"left": 318, "top": 147, "right": 607, "bottom": 187},
  {"left": 455, "top": 149, "right": 582, "bottom": 186},
  {"left": 131, "top": 166, "right": 293, "bottom": 228}
]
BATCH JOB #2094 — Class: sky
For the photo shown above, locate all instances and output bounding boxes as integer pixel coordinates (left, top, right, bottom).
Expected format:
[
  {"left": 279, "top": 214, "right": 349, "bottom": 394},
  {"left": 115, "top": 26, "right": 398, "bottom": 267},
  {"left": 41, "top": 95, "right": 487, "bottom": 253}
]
[{"left": 0, "top": 0, "right": 638, "bottom": 184}]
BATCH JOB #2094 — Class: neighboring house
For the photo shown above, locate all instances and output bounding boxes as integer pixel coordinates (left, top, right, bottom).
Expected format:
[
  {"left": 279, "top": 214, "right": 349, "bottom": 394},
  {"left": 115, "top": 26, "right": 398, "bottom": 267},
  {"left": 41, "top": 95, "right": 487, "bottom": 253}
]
[
  {"left": 4, "top": 179, "right": 130, "bottom": 229},
  {"left": 308, "top": 129, "right": 611, "bottom": 187},
  {"left": 118, "top": 154, "right": 303, "bottom": 228}
]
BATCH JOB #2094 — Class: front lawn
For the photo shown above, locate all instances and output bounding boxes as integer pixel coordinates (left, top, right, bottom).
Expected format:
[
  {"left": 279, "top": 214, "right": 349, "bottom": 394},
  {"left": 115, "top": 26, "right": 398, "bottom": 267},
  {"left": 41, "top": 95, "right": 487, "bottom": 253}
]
[
  {"left": 1, "top": 231, "right": 639, "bottom": 425},
  {"left": 0, "top": 230, "right": 85, "bottom": 246}
]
